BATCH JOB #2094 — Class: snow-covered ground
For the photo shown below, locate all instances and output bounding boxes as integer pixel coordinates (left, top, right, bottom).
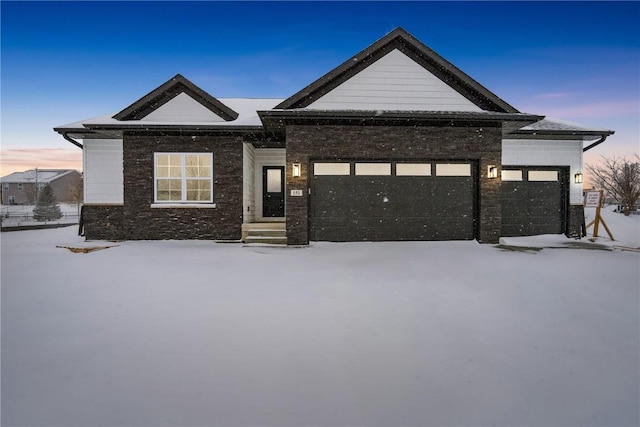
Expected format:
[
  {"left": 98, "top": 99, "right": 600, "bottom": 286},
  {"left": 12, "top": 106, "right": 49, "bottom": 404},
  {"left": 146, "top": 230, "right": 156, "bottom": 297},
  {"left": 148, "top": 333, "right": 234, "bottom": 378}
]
[{"left": 2, "top": 207, "right": 638, "bottom": 426}]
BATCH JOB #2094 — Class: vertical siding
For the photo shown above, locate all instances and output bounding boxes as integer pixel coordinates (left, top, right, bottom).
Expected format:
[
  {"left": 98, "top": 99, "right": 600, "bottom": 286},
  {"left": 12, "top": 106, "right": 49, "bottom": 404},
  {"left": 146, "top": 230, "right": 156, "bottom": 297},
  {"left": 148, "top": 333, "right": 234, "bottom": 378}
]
[
  {"left": 307, "top": 49, "right": 482, "bottom": 112},
  {"left": 253, "top": 149, "right": 286, "bottom": 220},
  {"left": 83, "top": 139, "right": 123, "bottom": 204},
  {"left": 502, "top": 139, "right": 583, "bottom": 204},
  {"left": 243, "top": 143, "right": 256, "bottom": 223},
  {"left": 141, "top": 92, "right": 225, "bottom": 122}
]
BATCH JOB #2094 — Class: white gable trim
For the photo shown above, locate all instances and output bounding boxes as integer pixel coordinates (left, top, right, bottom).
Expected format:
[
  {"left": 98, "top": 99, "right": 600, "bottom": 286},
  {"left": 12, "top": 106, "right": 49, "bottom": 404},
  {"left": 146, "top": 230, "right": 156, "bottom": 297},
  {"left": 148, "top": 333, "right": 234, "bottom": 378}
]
[
  {"left": 141, "top": 92, "right": 226, "bottom": 122},
  {"left": 307, "top": 49, "right": 482, "bottom": 112}
]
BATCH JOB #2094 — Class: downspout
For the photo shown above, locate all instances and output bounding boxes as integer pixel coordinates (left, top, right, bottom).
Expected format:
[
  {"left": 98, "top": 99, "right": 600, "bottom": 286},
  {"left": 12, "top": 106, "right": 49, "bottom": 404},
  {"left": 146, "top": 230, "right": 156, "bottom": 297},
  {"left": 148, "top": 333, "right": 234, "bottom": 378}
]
[
  {"left": 62, "top": 132, "right": 83, "bottom": 149},
  {"left": 583, "top": 134, "right": 610, "bottom": 152}
]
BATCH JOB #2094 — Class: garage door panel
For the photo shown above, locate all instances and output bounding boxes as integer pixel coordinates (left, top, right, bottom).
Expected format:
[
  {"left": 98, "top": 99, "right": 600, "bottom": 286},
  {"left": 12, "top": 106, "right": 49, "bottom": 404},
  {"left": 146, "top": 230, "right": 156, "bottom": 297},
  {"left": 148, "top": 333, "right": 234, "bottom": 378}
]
[
  {"left": 311, "top": 161, "right": 475, "bottom": 241},
  {"left": 501, "top": 167, "right": 565, "bottom": 237}
]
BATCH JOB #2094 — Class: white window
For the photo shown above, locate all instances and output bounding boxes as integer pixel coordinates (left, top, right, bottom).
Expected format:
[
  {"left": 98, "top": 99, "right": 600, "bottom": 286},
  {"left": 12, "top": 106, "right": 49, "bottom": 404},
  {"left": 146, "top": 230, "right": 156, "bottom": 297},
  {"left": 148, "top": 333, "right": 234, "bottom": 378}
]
[
  {"left": 355, "top": 163, "right": 391, "bottom": 176},
  {"left": 528, "top": 170, "right": 558, "bottom": 182},
  {"left": 436, "top": 163, "right": 471, "bottom": 176},
  {"left": 313, "top": 163, "right": 350, "bottom": 176},
  {"left": 2, "top": 183, "right": 8, "bottom": 191},
  {"left": 501, "top": 170, "right": 523, "bottom": 181},
  {"left": 154, "top": 153, "right": 213, "bottom": 203},
  {"left": 37, "top": 182, "right": 45, "bottom": 189},
  {"left": 17, "top": 183, "right": 23, "bottom": 191},
  {"left": 396, "top": 163, "right": 431, "bottom": 176}
]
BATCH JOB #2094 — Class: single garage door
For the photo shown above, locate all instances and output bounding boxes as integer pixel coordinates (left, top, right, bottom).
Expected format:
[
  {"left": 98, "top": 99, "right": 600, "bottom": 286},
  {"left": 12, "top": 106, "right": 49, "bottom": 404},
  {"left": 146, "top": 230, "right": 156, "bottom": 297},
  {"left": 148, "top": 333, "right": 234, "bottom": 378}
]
[
  {"left": 310, "top": 161, "right": 476, "bottom": 241},
  {"left": 501, "top": 167, "right": 568, "bottom": 236}
]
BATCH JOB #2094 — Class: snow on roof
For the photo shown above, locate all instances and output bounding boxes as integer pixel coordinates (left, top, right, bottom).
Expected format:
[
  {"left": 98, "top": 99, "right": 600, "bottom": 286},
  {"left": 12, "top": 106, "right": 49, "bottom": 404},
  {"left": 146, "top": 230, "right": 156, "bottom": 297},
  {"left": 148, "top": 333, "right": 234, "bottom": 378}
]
[
  {"left": 1, "top": 169, "right": 77, "bottom": 183},
  {"left": 522, "top": 117, "right": 613, "bottom": 133},
  {"left": 56, "top": 98, "right": 285, "bottom": 131}
]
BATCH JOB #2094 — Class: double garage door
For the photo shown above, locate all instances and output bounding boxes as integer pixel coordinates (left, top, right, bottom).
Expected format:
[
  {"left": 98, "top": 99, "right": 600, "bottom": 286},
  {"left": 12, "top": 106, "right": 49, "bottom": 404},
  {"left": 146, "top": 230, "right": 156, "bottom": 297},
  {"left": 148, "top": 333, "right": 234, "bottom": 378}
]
[{"left": 310, "top": 161, "right": 476, "bottom": 241}]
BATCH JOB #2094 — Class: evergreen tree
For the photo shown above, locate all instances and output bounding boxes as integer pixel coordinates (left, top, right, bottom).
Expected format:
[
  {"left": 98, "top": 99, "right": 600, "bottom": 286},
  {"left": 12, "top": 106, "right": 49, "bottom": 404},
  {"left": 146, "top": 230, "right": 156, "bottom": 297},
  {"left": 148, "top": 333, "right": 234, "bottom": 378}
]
[{"left": 33, "top": 184, "right": 63, "bottom": 221}]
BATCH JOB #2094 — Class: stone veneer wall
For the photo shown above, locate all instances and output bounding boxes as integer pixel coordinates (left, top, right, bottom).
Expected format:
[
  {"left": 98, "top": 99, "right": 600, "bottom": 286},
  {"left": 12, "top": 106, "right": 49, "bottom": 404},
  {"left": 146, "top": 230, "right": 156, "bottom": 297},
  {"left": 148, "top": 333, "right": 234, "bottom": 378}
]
[
  {"left": 568, "top": 204, "right": 586, "bottom": 238},
  {"left": 83, "top": 205, "right": 124, "bottom": 240},
  {"left": 285, "top": 124, "right": 503, "bottom": 245},
  {"left": 122, "top": 133, "right": 244, "bottom": 240}
]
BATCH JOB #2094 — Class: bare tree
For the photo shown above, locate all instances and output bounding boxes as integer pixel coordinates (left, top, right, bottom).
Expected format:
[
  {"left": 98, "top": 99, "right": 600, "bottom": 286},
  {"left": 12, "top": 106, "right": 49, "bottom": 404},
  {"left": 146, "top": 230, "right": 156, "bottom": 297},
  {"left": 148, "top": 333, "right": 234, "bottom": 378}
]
[
  {"left": 23, "top": 168, "right": 41, "bottom": 204},
  {"left": 587, "top": 154, "right": 640, "bottom": 216}
]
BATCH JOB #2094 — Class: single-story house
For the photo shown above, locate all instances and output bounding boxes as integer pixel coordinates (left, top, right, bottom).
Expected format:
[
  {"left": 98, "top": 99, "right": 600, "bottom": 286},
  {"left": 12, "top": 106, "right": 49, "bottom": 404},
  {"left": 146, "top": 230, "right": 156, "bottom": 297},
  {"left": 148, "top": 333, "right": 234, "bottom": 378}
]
[
  {"left": 54, "top": 28, "right": 613, "bottom": 244},
  {"left": 1, "top": 169, "right": 82, "bottom": 205}
]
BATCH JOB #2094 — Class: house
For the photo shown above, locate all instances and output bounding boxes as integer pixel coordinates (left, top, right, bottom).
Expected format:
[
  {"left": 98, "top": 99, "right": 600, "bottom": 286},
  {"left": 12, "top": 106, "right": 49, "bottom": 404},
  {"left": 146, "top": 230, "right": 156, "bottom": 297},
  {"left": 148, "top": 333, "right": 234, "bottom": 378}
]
[
  {"left": 54, "top": 28, "right": 613, "bottom": 244},
  {"left": 1, "top": 169, "right": 82, "bottom": 205}
]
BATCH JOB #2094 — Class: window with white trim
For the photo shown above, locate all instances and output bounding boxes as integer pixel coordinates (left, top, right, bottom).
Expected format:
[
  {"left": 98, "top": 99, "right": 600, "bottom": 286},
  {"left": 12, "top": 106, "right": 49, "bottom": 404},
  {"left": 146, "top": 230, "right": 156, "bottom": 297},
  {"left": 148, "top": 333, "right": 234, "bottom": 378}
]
[
  {"left": 17, "top": 183, "right": 23, "bottom": 191},
  {"left": 154, "top": 153, "right": 213, "bottom": 203},
  {"left": 2, "top": 183, "right": 8, "bottom": 191}
]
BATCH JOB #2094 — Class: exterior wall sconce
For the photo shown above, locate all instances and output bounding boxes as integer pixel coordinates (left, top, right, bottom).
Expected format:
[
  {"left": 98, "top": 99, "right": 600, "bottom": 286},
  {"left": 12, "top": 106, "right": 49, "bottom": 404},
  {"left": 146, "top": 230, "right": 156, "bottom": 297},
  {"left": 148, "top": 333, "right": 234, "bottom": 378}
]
[
  {"left": 487, "top": 165, "right": 498, "bottom": 179},
  {"left": 574, "top": 171, "right": 583, "bottom": 184},
  {"left": 292, "top": 163, "right": 301, "bottom": 178}
]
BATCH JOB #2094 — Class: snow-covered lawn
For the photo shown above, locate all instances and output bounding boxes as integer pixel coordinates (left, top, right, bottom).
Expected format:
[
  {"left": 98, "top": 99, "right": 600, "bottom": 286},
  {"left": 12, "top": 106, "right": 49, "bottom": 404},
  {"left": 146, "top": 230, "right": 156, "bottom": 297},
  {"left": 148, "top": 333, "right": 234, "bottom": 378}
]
[{"left": 2, "top": 207, "right": 639, "bottom": 426}]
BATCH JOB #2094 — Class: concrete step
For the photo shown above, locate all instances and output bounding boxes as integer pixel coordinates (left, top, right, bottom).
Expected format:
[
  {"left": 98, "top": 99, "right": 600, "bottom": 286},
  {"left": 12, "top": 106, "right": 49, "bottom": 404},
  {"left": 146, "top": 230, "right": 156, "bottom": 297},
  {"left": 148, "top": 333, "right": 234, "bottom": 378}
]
[
  {"left": 244, "top": 236, "right": 288, "bottom": 245},
  {"left": 243, "top": 222, "right": 285, "bottom": 230},
  {"left": 242, "top": 222, "right": 286, "bottom": 243},
  {"left": 246, "top": 229, "right": 286, "bottom": 238}
]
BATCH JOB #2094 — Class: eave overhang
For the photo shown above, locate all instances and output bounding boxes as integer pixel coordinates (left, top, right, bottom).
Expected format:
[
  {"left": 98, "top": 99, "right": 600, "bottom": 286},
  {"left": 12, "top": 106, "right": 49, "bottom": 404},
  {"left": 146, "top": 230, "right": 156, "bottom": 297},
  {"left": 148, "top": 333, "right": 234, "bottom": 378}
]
[
  {"left": 258, "top": 109, "right": 543, "bottom": 136},
  {"left": 509, "top": 128, "right": 615, "bottom": 141},
  {"left": 55, "top": 124, "right": 268, "bottom": 135}
]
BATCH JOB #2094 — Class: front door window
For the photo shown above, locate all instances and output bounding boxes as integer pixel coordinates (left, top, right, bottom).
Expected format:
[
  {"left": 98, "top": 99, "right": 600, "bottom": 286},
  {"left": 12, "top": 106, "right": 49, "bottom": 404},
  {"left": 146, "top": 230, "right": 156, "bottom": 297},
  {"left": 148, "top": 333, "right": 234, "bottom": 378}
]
[{"left": 263, "top": 166, "right": 285, "bottom": 217}]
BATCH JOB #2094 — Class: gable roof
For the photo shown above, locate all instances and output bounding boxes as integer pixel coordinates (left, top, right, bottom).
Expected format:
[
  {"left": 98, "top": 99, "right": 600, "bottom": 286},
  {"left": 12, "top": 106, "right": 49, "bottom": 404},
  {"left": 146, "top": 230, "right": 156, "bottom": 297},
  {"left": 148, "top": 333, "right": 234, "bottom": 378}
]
[
  {"left": 1, "top": 169, "right": 79, "bottom": 183},
  {"left": 275, "top": 27, "right": 519, "bottom": 113},
  {"left": 54, "top": 98, "right": 283, "bottom": 140},
  {"left": 113, "top": 74, "right": 239, "bottom": 121}
]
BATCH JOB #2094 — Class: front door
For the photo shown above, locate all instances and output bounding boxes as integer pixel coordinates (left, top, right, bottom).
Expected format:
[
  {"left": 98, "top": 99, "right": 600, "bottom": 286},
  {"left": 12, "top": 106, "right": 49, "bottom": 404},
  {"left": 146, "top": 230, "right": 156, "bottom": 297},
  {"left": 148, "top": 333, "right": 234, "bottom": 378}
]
[{"left": 263, "top": 166, "right": 285, "bottom": 217}]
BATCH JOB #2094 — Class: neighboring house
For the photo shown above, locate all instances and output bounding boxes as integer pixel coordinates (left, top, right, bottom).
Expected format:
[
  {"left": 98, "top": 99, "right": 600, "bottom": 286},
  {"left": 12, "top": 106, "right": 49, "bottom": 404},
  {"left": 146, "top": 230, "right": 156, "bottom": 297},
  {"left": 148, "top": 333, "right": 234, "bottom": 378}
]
[
  {"left": 54, "top": 28, "right": 613, "bottom": 244},
  {"left": 0, "top": 169, "right": 82, "bottom": 205}
]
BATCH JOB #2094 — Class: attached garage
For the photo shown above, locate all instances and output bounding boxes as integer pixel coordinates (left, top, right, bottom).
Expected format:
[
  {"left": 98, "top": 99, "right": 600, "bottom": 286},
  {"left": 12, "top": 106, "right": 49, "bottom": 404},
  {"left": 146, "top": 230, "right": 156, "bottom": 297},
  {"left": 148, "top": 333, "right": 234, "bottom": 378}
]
[
  {"left": 310, "top": 160, "right": 477, "bottom": 241},
  {"left": 501, "top": 167, "right": 569, "bottom": 237}
]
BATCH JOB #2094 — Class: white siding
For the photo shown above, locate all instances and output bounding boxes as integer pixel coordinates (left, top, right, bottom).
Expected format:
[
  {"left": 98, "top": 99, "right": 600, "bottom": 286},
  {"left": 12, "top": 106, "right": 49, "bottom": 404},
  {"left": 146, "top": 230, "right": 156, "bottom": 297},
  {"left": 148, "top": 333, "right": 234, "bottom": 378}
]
[
  {"left": 83, "top": 139, "right": 123, "bottom": 204},
  {"left": 253, "top": 149, "right": 286, "bottom": 221},
  {"left": 502, "top": 139, "right": 583, "bottom": 204},
  {"left": 243, "top": 143, "right": 256, "bottom": 223},
  {"left": 307, "top": 49, "right": 482, "bottom": 112},
  {"left": 141, "top": 92, "right": 225, "bottom": 122}
]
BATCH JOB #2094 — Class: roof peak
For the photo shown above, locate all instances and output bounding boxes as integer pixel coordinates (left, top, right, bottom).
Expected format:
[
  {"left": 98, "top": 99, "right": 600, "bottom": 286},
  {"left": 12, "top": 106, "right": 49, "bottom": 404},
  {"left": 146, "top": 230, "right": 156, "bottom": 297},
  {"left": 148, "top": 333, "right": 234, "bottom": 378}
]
[
  {"left": 275, "top": 27, "right": 518, "bottom": 113},
  {"left": 112, "top": 74, "right": 239, "bottom": 121}
]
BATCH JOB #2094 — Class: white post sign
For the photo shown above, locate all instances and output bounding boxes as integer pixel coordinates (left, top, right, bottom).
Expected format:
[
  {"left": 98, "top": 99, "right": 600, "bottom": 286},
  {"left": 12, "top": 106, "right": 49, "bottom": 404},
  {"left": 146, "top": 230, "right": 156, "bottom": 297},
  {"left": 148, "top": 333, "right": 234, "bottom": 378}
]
[
  {"left": 584, "top": 190, "right": 614, "bottom": 241},
  {"left": 584, "top": 191, "right": 601, "bottom": 208}
]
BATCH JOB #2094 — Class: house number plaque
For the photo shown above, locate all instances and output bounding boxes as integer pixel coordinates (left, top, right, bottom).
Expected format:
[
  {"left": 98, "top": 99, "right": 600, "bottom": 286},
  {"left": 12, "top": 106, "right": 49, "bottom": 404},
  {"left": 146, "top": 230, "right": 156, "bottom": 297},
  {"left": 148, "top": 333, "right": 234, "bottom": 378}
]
[{"left": 290, "top": 189, "right": 303, "bottom": 197}]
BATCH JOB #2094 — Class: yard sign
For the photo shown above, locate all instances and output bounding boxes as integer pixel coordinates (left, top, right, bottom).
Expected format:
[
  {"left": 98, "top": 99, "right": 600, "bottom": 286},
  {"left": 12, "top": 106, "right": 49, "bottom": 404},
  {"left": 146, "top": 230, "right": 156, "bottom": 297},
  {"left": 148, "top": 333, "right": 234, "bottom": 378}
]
[{"left": 584, "top": 190, "right": 614, "bottom": 241}]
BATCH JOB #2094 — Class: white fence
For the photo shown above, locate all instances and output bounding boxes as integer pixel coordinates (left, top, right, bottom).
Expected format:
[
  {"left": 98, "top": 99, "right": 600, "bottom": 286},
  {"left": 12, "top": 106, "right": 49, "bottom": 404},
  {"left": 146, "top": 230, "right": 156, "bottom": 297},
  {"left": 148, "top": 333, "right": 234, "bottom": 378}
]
[{"left": 1, "top": 204, "right": 81, "bottom": 228}]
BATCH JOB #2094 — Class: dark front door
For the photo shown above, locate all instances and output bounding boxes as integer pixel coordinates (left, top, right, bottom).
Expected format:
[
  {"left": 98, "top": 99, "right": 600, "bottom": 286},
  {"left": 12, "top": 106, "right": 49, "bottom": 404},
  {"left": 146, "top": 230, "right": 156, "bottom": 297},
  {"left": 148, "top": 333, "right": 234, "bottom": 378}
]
[{"left": 263, "top": 166, "right": 285, "bottom": 217}]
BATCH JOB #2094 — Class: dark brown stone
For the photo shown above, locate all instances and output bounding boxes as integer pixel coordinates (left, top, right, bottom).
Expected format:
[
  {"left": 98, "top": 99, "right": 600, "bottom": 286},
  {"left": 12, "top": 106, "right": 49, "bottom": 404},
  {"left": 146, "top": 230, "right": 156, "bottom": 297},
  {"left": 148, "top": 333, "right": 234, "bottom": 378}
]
[
  {"left": 121, "top": 133, "right": 243, "bottom": 240},
  {"left": 285, "top": 124, "right": 503, "bottom": 244}
]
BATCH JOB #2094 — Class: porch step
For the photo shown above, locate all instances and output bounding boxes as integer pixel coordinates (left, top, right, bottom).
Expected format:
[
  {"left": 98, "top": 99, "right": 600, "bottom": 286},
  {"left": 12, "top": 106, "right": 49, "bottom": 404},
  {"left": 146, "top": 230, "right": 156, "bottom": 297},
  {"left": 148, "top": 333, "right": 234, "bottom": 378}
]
[
  {"left": 244, "top": 236, "right": 288, "bottom": 245},
  {"left": 242, "top": 222, "right": 287, "bottom": 245},
  {"left": 246, "top": 229, "right": 286, "bottom": 237}
]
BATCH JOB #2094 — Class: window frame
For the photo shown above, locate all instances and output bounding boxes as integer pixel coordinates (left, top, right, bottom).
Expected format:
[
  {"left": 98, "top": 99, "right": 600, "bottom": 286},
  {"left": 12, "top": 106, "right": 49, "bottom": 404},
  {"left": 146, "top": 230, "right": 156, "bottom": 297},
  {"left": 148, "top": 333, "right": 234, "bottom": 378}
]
[
  {"left": 2, "top": 183, "right": 8, "bottom": 191},
  {"left": 153, "top": 152, "right": 214, "bottom": 204}
]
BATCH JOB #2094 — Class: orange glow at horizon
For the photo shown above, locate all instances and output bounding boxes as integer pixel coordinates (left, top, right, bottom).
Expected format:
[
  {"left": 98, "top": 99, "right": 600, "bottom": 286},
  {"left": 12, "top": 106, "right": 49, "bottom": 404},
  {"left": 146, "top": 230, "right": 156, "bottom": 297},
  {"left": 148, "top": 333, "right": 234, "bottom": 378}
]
[{"left": 0, "top": 148, "right": 82, "bottom": 176}]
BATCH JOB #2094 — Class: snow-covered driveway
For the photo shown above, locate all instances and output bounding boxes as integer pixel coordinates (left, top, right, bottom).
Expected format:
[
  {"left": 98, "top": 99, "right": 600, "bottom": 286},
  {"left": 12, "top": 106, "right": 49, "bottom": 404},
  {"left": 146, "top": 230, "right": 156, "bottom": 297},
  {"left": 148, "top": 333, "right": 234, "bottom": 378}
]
[{"left": 2, "top": 213, "right": 639, "bottom": 426}]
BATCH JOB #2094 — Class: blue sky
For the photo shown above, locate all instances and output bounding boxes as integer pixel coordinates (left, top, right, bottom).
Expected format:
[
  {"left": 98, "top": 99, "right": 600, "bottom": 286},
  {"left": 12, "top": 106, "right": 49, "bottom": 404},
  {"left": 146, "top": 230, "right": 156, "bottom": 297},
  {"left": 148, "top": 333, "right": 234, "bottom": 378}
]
[{"left": 1, "top": 1, "right": 638, "bottom": 174}]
